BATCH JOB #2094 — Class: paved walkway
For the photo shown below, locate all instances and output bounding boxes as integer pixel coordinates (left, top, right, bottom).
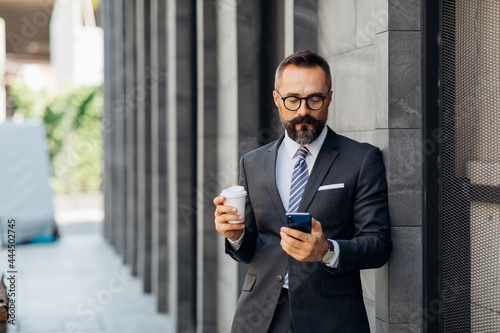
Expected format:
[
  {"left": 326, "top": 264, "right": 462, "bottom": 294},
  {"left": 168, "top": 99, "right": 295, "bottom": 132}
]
[{"left": 1, "top": 193, "right": 174, "bottom": 333}]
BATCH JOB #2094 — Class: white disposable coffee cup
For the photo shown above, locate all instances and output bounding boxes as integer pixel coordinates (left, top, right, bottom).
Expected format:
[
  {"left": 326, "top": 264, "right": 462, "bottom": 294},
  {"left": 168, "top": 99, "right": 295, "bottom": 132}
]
[{"left": 220, "top": 186, "right": 247, "bottom": 223}]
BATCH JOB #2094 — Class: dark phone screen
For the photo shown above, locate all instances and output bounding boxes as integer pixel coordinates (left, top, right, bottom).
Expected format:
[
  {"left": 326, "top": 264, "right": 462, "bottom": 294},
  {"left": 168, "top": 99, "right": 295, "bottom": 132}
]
[{"left": 285, "top": 213, "right": 311, "bottom": 233}]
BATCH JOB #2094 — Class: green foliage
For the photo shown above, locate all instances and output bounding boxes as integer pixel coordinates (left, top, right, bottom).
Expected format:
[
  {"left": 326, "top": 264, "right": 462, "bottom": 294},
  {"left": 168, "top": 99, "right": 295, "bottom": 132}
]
[{"left": 9, "top": 82, "right": 103, "bottom": 194}]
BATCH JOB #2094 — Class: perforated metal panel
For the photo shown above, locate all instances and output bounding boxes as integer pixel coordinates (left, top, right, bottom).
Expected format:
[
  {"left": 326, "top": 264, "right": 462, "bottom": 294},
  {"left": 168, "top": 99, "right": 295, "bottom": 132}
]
[{"left": 442, "top": 1, "right": 500, "bottom": 332}]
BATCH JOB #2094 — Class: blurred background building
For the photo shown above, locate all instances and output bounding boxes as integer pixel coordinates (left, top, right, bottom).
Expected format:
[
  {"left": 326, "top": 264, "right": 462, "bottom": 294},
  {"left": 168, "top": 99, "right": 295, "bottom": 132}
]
[
  {"left": 51, "top": 0, "right": 103, "bottom": 87},
  {"left": 1, "top": 0, "right": 56, "bottom": 112},
  {"left": 0, "top": 2, "right": 172, "bottom": 332}
]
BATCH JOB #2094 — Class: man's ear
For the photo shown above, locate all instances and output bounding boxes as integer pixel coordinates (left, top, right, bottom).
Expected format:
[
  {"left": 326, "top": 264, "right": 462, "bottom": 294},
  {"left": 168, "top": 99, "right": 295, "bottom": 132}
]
[
  {"left": 326, "top": 90, "right": 333, "bottom": 106},
  {"left": 273, "top": 90, "right": 280, "bottom": 107}
]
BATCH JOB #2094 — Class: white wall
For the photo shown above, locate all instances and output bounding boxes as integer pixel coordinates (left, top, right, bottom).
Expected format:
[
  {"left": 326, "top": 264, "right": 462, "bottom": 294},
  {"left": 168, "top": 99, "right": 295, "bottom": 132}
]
[{"left": 50, "top": 0, "right": 103, "bottom": 87}]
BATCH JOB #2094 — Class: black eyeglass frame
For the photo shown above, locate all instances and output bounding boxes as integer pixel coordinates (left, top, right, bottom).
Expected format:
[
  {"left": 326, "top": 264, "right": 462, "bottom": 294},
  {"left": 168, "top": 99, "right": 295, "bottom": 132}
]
[{"left": 275, "top": 90, "right": 331, "bottom": 111}]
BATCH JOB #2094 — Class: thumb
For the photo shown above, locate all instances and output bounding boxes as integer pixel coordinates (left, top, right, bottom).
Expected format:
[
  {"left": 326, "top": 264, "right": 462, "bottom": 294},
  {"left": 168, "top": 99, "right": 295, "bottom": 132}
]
[{"left": 311, "top": 218, "right": 323, "bottom": 234}]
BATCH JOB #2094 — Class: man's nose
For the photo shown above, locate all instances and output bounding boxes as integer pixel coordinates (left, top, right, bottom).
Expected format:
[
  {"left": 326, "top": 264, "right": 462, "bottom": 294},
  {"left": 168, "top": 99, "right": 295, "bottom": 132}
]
[{"left": 296, "top": 100, "right": 311, "bottom": 117}]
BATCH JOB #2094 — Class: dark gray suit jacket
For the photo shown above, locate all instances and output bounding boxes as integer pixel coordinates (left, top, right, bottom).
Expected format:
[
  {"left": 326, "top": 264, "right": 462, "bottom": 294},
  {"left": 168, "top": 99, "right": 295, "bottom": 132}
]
[{"left": 226, "top": 127, "right": 392, "bottom": 332}]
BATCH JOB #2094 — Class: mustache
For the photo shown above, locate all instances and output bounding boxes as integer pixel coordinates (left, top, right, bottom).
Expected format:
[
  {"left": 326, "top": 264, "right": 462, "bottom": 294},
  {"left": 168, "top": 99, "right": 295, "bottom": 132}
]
[{"left": 288, "top": 115, "right": 323, "bottom": 126}]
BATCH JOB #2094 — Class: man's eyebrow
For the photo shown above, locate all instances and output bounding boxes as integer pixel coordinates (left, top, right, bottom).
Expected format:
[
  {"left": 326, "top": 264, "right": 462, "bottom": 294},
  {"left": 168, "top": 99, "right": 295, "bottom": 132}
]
[{"left": 283, "top": 92, "right": 326, "bottom": 97}]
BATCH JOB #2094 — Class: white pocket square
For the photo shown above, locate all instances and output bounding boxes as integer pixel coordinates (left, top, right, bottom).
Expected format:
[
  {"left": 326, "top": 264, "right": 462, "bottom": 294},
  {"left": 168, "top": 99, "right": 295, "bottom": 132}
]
[{"left": 318, "top": 183, "right": 345, "bottom": 191}]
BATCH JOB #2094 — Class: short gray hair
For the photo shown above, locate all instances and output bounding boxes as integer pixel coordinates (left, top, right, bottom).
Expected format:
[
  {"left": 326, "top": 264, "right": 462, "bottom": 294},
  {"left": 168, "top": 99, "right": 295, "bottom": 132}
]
[{"left": 274, "top": 50, "right": 332, "bottom": 90}]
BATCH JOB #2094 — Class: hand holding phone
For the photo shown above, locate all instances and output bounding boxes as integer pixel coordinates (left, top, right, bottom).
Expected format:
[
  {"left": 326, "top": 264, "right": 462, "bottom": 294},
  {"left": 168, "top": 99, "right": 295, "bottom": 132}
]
[{"left": 285, "top": 213, "right": 311, "bottom": 233}]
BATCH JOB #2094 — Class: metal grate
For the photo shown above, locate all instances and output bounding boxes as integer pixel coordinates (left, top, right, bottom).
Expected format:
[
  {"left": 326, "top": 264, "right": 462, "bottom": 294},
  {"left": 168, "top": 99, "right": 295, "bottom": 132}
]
[{"left": 442, "top": 0, "right": 500, "bottom": 332}]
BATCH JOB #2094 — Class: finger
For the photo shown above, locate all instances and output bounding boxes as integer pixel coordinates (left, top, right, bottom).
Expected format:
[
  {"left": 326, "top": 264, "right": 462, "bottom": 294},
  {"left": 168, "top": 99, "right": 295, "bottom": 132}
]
[
  {"left": 213, "top": 195, "right": 225, "bottom": 206},
  {"left": 280, "top": 237, "right": 307, "bottom": 260},
  {"left": 215, "top": 212, "right": 244, "bottom": 224},
  {"left": 216, "top": 220, "right": 245, "bottom": 232},
  {"left": 281, "top": 226, "right": 306, "bottom": 241},
  {"left": 215, "top": 204, "right": 239, "bottom": 218},
  {"left": 281, "top": 229, "right": 318, "bottom": 257},
  {"left": 280, "top": 230, "right": 303, "bottom": 249}
]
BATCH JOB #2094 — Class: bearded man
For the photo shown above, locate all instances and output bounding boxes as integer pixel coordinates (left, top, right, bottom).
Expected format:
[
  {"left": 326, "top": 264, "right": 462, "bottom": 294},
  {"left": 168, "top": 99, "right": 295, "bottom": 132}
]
[{"left": 214, "top": 50, "right": 392, "bottom": 333}]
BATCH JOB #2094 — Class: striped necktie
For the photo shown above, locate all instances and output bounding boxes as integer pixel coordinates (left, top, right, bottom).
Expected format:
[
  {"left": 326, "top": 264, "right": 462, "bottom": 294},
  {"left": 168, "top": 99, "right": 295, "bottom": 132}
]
[{"left": 288, "top": 146, "right": 309, "bottom": 212}]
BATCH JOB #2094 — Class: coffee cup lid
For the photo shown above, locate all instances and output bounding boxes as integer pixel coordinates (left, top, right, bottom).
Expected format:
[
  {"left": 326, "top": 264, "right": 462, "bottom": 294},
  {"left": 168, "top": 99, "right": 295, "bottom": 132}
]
[{"left": 220, "top": 186, "right": 247, "bottom": 198}]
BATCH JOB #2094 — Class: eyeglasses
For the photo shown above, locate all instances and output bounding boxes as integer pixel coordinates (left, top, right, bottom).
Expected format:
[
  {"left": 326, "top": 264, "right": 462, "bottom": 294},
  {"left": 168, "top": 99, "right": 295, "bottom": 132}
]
[{"left": 275, "top": 90, "right": 330, "bottom": 111}]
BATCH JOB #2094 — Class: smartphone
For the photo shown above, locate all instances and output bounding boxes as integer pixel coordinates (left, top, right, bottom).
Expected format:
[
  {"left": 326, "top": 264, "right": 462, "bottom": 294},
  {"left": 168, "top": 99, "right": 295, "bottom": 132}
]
[{"left": 285, "top": 213, "right": 311, "bottom": 233}]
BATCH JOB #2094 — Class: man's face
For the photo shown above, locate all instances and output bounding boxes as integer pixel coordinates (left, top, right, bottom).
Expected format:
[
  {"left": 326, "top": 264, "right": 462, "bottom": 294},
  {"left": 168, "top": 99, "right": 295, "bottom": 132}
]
[{"left": 273, "top": 65, "right": 332, "bottom": 145}]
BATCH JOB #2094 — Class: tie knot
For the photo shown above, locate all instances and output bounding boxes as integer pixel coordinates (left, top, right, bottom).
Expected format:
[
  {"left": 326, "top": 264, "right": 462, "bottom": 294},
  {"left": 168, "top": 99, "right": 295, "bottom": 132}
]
[{"left": 297, "top": 146, "right": 309, "bottom": 160}]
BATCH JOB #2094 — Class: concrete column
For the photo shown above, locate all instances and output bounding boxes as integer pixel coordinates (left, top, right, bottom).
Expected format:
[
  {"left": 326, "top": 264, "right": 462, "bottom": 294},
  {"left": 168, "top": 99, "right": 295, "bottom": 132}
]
[
  {"left": 166, "top": 0, "right": 197, "bottom": 331},
  {"left": 113, "top": 0, "right": 127, "bottom": 261},
  {"left": 102, "top": 0, "right": 115, "bottom": 245},
  {"left": 214, "top": 1, "right": 240, "bottom": 332},
  {"left": 124, "top": 0, "right": 139, "bottom": 276},
  {"left": 136, "top": 0, "right": 153, "bottom": 293},
  {"left": 236, "top": 0, "right": 263, "bottom": 155},
  {"left": 317, "top": 1, "right": 422, "bottom": 332},
  {"left": 379, "top": 1, "right": 423, "bottom": 332},
  {"left": 150, "top": 0, "right": 170, "bottom": 313},
  {"left": 235, "top": 0, "right": 267, "bottom": 289},
  {"left": 0, "top": 18, "right": 5, "bottom": 123},
  {"left": 196, "top": 1, "right": 218, "bottom": 331},
  {"left": 284, "top": 0, "right": 294, "bottom": 56},
  {"left": 294, "top": 0, "right": 318, "bottom": 52}
]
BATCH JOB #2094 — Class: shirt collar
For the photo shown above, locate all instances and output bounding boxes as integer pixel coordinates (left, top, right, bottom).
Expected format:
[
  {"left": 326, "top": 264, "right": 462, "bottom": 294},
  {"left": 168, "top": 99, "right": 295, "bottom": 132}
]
[{"left": 283, "top": 125, "right": 328, "bottom": 160}]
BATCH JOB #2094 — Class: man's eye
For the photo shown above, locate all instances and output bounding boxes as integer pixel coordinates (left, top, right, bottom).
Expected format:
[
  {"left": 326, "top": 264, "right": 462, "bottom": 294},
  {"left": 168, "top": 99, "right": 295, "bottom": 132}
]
[
  {"left": 309, "top": 96, "right": 322, "bottom": 103},
  {"left": 286, "top": 97, "right": 300, "bottom": 103}
]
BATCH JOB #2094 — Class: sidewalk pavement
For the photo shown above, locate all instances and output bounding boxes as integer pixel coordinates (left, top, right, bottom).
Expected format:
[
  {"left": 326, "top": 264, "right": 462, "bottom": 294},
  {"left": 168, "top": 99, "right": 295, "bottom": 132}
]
[{"left": 1, "top": 193, "right": 175, "bottom": 333}]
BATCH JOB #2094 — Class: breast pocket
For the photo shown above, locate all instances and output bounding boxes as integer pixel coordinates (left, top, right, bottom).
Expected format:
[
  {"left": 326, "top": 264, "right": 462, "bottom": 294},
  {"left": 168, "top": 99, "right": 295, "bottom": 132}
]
[
  {"left": 309, "top": 186, "right": 353, "bottom": 230},
  {"left": 314, "top": 186, "right": 349, "bottom": 199}
]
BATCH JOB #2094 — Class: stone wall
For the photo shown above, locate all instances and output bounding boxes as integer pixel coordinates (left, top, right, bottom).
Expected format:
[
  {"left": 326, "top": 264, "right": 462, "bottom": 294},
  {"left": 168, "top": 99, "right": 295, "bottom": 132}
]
[{"left": 317, "top": 1, "right": 423, "bottom": 331}]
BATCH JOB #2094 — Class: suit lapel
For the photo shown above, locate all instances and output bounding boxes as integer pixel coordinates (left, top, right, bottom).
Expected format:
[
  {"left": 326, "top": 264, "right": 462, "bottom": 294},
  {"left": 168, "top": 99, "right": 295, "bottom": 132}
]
[
  {"left": 298, "top": 128, "right": 340, "bottom": 212},
  {"left": 264, "top": 135, "right": 287, "bottom": 223}
]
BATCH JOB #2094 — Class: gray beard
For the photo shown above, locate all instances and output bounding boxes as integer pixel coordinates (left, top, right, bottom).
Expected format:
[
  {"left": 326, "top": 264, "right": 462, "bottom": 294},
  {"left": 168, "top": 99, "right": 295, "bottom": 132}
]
[{"left": 279, "top": 110, "right": 327, "bottom": 145}]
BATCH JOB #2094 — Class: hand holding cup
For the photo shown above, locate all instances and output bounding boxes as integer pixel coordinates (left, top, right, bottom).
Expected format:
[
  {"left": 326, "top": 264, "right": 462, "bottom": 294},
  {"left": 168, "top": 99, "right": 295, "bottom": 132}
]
[{"left": 213, "top": 185, "right": 247, "bottom": 241}]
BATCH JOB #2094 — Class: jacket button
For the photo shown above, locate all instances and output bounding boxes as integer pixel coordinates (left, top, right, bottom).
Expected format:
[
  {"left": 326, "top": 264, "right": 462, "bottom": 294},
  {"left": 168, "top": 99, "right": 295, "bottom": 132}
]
[{"left": 276, "top": 275, "right": 283, "bottom": 282}]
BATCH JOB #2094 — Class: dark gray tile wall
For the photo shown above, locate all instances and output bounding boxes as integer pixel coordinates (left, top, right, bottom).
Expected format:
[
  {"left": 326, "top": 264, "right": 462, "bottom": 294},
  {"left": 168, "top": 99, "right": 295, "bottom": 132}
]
[
  {"left": 390, "top": 227, "right": 422, "bottom": 324},
  {"left": 385, "top": 2, "right": 423, "bottom": 330},
  {"left": 388, "top": 31, "right": 421, "bottom": 129},
  {"left": 385, "top": 0, "right": 423, "bottom": 330},
  {"left": 387, "top": 129, "right": 422, "bottom": 228},
  {"left": 389, "top": 0, "right": 421, "bottom": 31}
]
